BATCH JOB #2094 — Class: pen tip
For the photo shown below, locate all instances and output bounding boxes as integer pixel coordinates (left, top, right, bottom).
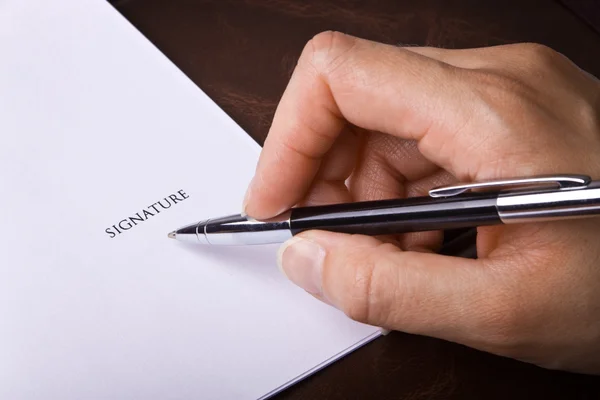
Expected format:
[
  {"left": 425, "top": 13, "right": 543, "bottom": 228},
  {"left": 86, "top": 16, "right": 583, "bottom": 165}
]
[{"left": 168, "top": 231, "right": 177, "bottom": 239}]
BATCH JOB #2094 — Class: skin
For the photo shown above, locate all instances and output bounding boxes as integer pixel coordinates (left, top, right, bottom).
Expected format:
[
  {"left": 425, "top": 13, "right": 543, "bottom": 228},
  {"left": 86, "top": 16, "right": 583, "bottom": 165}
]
[{"left": 242, "top": 31, "right": 600, "bottom": 374}]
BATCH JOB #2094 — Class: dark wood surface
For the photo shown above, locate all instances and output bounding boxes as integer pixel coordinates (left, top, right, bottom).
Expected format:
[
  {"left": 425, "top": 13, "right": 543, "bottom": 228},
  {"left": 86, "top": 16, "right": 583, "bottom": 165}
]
[
  {"left": 559, "top": 0, "right": 600, "bottom": 35},
  {"left": 108, "top": 0, "right": 600, "bottom": 398}
]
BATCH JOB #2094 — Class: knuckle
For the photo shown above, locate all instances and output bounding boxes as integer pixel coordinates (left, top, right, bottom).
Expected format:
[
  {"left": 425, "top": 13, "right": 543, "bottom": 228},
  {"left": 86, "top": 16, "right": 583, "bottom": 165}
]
[
  {"left": 299, "top": 30, "right": 357, "bottom": 75},
  {"left": 336, "top": 242, "right": 401, "bottom": 326},
  {"left": 309, "top": 30, "right": 342, "bottom": 52},
  {"left": 511, "top": 43, "right": 565, "bottom": 78},
  {"left": 518, "top": 42, "right": 561, "bottom": 65},
  {"left": 337, "top": 249, "right": 375, "bottom": 323}
]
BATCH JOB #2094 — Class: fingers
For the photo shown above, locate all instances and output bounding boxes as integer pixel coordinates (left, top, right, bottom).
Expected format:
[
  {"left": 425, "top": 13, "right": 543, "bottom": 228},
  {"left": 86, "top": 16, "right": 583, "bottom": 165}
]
[
  {"left": 347, "top": 134, "right": 438, "bottom": 200},
  {"left": 277, "top": 230, "right": 504, "bottom": 349},
  {"left": 244, "top": 31, "right": 479, "bottom": 219},
  {"left": 295, "top": 126, "right": 361, "bottom": 207},
  {"left": 242, "top": 36, "right": 347, "bottom": 218},
  {"left": 346, "top": 133, "right": 447, "bottom": 251}
]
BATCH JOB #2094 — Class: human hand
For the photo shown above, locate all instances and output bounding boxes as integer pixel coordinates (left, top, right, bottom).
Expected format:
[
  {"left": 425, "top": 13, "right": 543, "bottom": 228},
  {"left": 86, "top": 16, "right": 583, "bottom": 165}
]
[{"left": 242, "top": 32, "right": 600, "bottom": 374}]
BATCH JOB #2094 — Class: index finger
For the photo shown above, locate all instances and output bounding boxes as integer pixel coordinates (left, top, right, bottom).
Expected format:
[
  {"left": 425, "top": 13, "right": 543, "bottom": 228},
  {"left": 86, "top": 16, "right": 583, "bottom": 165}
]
[{"left": 243, "top": 32, "right": 472, "bottom": 219}]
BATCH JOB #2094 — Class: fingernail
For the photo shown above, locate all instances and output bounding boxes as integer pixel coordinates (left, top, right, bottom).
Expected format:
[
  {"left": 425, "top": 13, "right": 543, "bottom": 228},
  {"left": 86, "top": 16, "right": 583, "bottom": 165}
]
[
  {"left": 242, "top": 178, "right": 254, "bottom": 214},
  {"left": 277, "top": 237, "right": 325, "bottom": 296}
]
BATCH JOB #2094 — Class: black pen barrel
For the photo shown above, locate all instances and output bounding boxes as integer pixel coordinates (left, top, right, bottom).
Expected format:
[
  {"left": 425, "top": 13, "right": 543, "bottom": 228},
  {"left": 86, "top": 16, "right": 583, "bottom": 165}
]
[{"left": 289, "top": 193, "right": 501, "bottom": 236}]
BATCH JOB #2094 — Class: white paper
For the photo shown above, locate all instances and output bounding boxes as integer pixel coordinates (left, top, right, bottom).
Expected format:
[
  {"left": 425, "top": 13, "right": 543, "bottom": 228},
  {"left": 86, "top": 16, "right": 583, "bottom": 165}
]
[{"left": 0, "top": 1, "right": 380, "bottom": 399}]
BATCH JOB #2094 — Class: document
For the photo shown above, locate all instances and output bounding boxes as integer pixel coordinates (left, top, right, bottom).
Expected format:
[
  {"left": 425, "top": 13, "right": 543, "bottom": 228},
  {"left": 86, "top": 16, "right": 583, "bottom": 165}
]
[{"left": 0, "top": 1, "right": 380, "bottom": 399}]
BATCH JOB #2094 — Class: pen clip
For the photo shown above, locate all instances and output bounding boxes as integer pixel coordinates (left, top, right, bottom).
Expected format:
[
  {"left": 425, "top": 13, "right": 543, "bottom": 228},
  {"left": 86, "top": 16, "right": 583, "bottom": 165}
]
[{"left": 429, "top": 174, "right": 591, "bottom": 198}]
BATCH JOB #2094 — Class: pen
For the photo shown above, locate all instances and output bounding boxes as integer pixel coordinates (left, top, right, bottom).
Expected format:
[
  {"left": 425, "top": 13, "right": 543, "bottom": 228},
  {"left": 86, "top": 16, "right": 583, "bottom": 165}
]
[{"left": 168, "top": 174, "right": 600, "bottom": 245}]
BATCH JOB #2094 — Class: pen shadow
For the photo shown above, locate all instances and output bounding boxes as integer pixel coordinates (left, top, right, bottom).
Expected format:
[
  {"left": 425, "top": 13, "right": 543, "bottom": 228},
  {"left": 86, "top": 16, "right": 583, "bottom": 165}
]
[{"left": 176, "top": 241, "right": 281, "bottom": 280}]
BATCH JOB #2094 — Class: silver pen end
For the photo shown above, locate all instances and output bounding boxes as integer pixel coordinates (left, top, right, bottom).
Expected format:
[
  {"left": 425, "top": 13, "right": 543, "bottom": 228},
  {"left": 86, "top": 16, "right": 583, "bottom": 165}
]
[{"left": 167, "top": 231, "right": 177, "bottom": 239}]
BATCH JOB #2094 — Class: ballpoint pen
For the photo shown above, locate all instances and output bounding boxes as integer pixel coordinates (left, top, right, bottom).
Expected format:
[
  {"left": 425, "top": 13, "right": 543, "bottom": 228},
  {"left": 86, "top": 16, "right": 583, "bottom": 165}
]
[{"left": 167, "top": 174, "right": 600, "bottom": 245}]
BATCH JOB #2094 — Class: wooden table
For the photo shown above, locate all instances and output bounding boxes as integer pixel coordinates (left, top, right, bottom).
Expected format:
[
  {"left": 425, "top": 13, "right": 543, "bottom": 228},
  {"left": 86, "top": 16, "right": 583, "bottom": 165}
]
[{"left": 108, "top": 1, "right": 600, "bottom": 398}]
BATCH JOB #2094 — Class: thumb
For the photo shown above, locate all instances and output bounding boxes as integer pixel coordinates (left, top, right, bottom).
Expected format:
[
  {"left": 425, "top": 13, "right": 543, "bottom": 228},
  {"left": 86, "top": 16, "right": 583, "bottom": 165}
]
[{"left": 277, "top": 230, "right": 502, "bottom": 347}]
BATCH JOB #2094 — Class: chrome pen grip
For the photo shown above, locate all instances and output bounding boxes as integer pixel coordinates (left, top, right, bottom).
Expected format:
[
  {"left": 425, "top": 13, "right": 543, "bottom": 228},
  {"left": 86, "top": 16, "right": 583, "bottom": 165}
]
[
  {"left": 203, "top": 213, "right": 292, "bottom": 245},
  {"left": 497, "top": 181, "right": 600, "bottom": 223}
]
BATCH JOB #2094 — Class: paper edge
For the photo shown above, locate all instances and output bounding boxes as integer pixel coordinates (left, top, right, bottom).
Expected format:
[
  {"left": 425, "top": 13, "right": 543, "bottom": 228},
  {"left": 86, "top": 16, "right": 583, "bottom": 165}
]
[
  {"left": 257, "top": 330, "right": 383, "bottom": 400},
  {"left": 104, "top": 0, "right": 262, "bottom": 156}
]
